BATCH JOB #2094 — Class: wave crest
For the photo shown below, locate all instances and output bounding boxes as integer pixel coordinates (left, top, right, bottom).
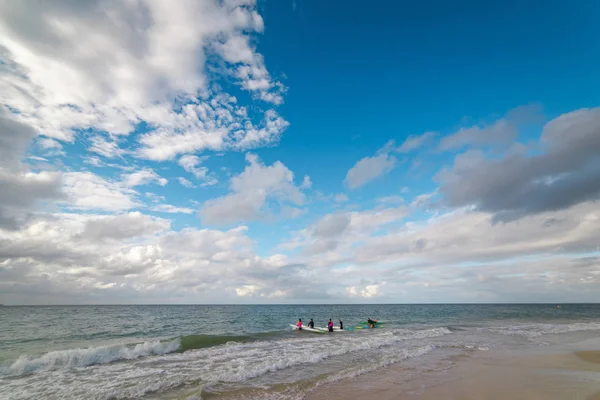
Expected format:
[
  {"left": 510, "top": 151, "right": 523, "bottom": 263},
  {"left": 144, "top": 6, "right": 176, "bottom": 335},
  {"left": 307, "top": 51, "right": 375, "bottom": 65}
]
[{"left": 2, "top": 339, "right": 181, "bottom": 376}]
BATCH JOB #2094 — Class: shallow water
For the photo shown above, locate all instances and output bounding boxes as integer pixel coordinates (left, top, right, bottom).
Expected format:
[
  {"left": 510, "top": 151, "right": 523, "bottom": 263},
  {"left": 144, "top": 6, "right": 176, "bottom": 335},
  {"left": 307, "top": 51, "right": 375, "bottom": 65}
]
[{"left": 1, "top": 304, "right": 600, "bottom": 399}]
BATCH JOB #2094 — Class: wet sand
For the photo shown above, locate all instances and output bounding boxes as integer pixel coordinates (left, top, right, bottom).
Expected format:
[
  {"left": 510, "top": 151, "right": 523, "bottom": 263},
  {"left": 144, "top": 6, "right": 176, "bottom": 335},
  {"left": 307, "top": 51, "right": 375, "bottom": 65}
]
[{"left": 305, "top": 349, "right": 600, "bottom": 400}]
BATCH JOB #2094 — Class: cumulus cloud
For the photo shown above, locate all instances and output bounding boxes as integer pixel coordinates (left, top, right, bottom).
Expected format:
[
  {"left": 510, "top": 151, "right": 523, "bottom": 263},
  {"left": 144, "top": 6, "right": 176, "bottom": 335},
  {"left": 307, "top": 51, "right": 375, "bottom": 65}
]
[
  {"left": 439, "top": 119, "right": 516, "bottom": 151},
  {"left": 438, "top": 104, "right": 542, "bottom": 152},
  {"left": 89, "top": 135, "right": 126, "bottom": 159},
  {"left": 345, "top": 142, "right": 397, "bottom": 189},
  {"left": 37, "top": 137, "right": 65, "bottom": 157},
  {"left": 337, "top": 201, "right": 600, "bottom": 268},
  {"left": 0, "top": 107, "right": 37, "bottom": 171},
  {"left": 300, "top": 176, "right": 312, "bottom": 189},
  {"left": 199, "top": 154, "right": 309, "bottom": 225},
  {"left": 150, "top": 204, "right": 195, "bottom": 214},
  {"left": 178, "top": 177, "right": 196, "bottom": 188},
  {"left": 270, "top": 197, "right": 600, "bottom": 303},
  {"left": 397, "top": 132, "right": 437, "bottom": 153},
  {"left": 216, "top": 31, "right": 286, "bottom": 104},
  {"left": 0, "top": 107, "right": 64, "bottom": 229},
  {"left": 179, "top": 155, "right": 217, "bottom": 186},
  {"left": 283, "top": 205, "right": 408, "bottom": 257},
  {"left": 62, "top": 172, "right": 139, "bottom": 211},
  {"left": 346, "top": 284, "right": 382, "bottom": 298},
  {"left": 80, "top": 212, "right": 170, "bottom": 242},
  {"left": 377, "top": 195, "right": 404, "bottom": 205},
  {"left": 436, "top": 107, "right": 600, "bottom": 221},
  {"left": 0, "top": 170, "right": 64, "bottom": 229},
  {"left": 0, "top": 0, "right": 287, "bottom": 160},
  {"left": 0, "top": 207, "right": 330, "bottom": 304},
  {"left": 122, "top": 168, "right": 168, "bottom": 188}
]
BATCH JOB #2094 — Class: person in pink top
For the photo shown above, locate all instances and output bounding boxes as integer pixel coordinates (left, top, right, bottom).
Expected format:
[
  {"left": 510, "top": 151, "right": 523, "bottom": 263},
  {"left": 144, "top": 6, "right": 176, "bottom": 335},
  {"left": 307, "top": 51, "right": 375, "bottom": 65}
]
[
  {"left": 297, "top": 318, "right": 303, "bottom": 330},
  {"left": 327, "top": 318, "right": 334, "bottom": 332}
]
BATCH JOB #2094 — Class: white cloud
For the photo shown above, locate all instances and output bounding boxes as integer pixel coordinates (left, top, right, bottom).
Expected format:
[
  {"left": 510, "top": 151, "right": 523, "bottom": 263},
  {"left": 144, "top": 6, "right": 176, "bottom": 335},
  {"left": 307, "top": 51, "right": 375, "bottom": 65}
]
[
  {"left": 136, "top": 105, "right": 289, "bottom": 161},
  {"left": 150, "top": 204, "right": 194, "bottom": 214},
  {"left": 89, "top": 135, "right": 125, "bottom": 158},
  {"left": 346, "top": 284, "right": 382, "bottom": 298},
  {"left": 62, "top": 172, "right": 139, "bottom": 211},
  {"left": 436, "top": 106, "right": 600, "bottom": 221},
  {"left": 439, "top": 119, "right": 516, "bottom": 151},
  {"left": 122, "top": 168, "right": 168, "bottom": 188},
  {"left": 0, "top": 108, "right": 64, "bottom": 229},
  {"left": 235, "top": 285, "right": 260, "bottom": 297},
  {"left": 397, "top": 132, "right": 437, "bottom": 153},
  {"left": 269, "top": 198, "right": 600, "bottom": 303},
  {"left": 145, "top": 193, "right": 166, "bottom": 203},
  {"left": 437, "top": 105, "right": 542, "bottom": 153},
  {"left": 410, "top": 190, "right": 438, "bottom": 209},
  {"left": 0, "top": 107, "right": 38, "bottom": 171},
  {"left": 0, "top": 1, "right": 287, "bottom": 160},
  {"left": 0, "top": 212, "right": 305, "bottom": 304},
  {"left": 323, "top": 201, "right": 600, "bottom": 268},
  {"left": 300, "top": 175, "right": 312, "bottom": 189},
  {"left": 377, "top": 195, "right": 404, "bottom": 205},
  {"left": 80, "top": 212, "right": 170, "bottom": 242},
  {"left": 283, "top": 205, "right": 408, "bottom": 256},
  {"left": 37, "top": 137, "right": 65, "bottom": 156},
  {"left": 178, "top": 177, "right": 196, "bottom": 188},
  {"left": 0, "top": 170, "right": 64, "bottom": 229},
  {"left": 83, "top": 156, "right": 103, "bottom": 167},
  {"left": 199, "top": 154, "right": 308, "bottom": 225},
  {"left": 345, "top": 143, "right": 397, "bottom": 189},
  {"left": 179, "top": 155, "right": 217, "bottom": 185},
  {"left": 217, "top": 33, "right": 285, "bottom": 105},
  {"left": 313, "top": 192, "right": 348, "bottom": 204}
]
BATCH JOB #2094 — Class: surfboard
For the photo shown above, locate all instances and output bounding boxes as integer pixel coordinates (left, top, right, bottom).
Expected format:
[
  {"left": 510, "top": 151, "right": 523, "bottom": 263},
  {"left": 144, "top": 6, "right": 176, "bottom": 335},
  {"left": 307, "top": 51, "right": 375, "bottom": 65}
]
[
  {"left": 354, "top": 325, "right": 384, "bottom": 329},
  {"left": 312, "top": 326, "right": 349, "bottom": 332},
  {"left": 332, "top": 326, "right": 350, "bottom": 331},
  {"left": 290, "top": 324, "right": 327, "bottom": 333}
]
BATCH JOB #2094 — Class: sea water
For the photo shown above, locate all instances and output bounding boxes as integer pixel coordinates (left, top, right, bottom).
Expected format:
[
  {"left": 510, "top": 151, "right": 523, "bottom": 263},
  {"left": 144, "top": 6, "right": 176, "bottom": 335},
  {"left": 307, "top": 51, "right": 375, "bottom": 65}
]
[{"left": 1, "top": 304, "right": 600, "bottom": 399}]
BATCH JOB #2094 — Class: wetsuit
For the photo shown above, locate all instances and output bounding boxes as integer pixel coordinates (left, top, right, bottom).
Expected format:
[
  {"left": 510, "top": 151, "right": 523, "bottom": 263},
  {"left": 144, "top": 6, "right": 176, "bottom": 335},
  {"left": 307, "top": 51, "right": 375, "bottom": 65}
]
[
  {"left": 308, "top": 320, "right": 314, "bottom": 328},
  {"left": 339, "top": 321, "right": 344, "bottom": 330}
]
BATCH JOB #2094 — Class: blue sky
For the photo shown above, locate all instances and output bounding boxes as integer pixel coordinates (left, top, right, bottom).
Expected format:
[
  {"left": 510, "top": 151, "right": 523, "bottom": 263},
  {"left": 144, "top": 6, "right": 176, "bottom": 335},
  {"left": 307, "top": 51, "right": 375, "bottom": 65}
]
[{"left": 0, "top": 0, "right": 599, "bottom": 304}]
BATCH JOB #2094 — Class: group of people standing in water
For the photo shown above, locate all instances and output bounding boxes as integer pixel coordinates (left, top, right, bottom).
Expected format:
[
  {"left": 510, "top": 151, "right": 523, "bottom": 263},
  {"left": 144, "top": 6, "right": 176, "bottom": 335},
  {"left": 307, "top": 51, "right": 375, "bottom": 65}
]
[
  {"left": 296, "top": 317, "right": 379, "bottom": 331},
  {"left": 296, "top": 318, "right": 343, "bottom": 331}
]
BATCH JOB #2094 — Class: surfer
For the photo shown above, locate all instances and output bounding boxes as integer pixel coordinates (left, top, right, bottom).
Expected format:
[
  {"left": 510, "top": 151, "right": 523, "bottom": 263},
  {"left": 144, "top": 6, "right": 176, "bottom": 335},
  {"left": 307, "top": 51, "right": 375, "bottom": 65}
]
[
  {"left": 328, "top": 318, "right": 334, "bottom": 332},
  {"left": 339, "top": 319, "right": 344, "bottom": 330},
  {"left": 297, "top": 318, "right": 303, "bottom": 330},
  {"left": 367, "top": 318, "right": 376, "bottom": 328},
  {"left": 308, "top": 318, "right": 315, "bottom": 328}
]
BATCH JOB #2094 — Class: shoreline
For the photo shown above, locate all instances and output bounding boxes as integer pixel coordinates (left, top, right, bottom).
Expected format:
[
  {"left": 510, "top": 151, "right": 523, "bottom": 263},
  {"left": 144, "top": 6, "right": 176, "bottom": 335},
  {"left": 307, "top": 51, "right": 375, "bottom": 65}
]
[{"left": 305, "top": 344, "right": 600, "bottom": 400}]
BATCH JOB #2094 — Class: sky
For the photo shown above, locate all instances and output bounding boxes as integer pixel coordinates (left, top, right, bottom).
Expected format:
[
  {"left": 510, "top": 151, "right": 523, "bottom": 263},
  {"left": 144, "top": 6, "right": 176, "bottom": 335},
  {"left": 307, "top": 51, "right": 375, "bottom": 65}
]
[{"left": 0, "top": 0, "right": 599, "bottom": 305}]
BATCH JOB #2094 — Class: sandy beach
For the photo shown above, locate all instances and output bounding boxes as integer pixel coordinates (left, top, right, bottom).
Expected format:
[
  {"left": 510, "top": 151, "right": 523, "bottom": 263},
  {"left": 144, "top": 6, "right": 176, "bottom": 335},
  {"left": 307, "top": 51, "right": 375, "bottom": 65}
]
[{"left": 306, "top": 346, "right": 600, "bottom": 400}]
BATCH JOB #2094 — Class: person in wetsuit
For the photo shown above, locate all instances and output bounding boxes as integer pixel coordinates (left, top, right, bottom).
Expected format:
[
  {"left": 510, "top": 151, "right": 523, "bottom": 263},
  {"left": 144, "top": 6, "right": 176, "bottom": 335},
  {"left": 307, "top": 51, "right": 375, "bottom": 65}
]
[
  {"left": 339, "top": 319, "right": 344, "bottom": 330},
  {"left": 367, "top": 318, "right": 376, "bottom": 329},
  {"left": 308, "top": 318, "right": 315, "bottom": 328},
  {"left": 328, "top": 318, "right": 334, "bottom": 332}
]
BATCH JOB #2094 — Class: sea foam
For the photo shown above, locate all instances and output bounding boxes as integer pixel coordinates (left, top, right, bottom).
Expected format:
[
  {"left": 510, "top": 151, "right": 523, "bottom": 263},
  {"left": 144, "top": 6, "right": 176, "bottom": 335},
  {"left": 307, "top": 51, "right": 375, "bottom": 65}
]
[{"left": 2, "top": 338, "right": 181, "bottom": 376}]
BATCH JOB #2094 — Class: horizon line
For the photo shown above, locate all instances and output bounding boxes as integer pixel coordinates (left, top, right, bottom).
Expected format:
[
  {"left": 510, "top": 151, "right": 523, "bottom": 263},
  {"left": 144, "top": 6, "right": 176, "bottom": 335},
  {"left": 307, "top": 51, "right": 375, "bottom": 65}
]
[{"left": 2, "top": 302, "right": 597, "bottom": 307}]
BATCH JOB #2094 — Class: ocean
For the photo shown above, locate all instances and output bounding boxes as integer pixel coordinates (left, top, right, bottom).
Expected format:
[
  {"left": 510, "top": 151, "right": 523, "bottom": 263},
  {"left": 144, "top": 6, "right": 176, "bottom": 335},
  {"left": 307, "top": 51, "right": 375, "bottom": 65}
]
[{"left": 1, "top": 304, "right": 600, "bottom": 399}]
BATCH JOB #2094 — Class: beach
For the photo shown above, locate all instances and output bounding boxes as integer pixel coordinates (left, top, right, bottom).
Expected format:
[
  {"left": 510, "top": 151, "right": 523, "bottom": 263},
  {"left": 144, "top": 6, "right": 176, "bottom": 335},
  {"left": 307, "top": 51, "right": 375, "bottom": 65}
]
[
  {"left": 2, "top": 304, "right": 600, "bottom": 399},
  {"left": 307, "top": 343, "right": 600, "bottom": 400}
]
